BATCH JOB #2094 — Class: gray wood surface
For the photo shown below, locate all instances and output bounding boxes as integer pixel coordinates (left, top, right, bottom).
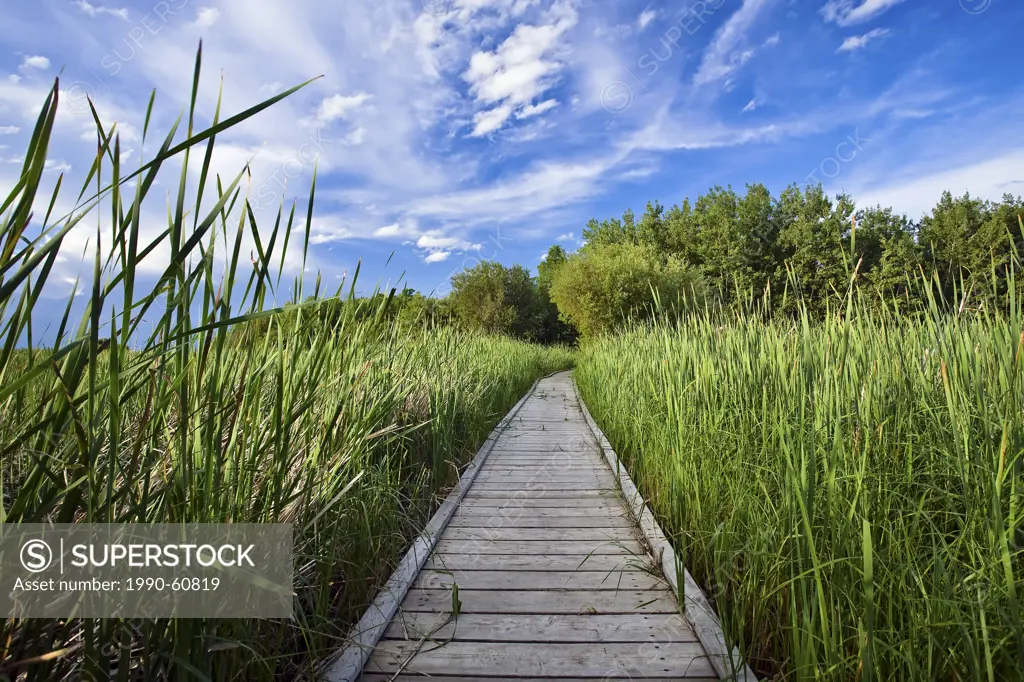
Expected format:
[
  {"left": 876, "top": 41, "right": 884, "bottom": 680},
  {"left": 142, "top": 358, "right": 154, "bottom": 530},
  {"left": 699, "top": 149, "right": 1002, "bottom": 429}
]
[
  {"left": 382, "top": 612, "right": 693, "bottom": 641},
  {"left": 364, "top": 641, "right": 716, "bottom": 678},
  {"left": 434, "top": 539, "right": 643, "bottom": 554},
  {"left": 414, "top": 570, "right": 666, "bottom": 591},
  {"left": 424, "top": 553, "right": 651, "bottom": 571},
  {"left": 356, "top": 372, "right": 723, "bottom": 680},
  {"left": 441, "top": 526, "right": 635, "bottom": 539},
  {"left": 362, "top": 671, "right": 720, "bottom": 675}
]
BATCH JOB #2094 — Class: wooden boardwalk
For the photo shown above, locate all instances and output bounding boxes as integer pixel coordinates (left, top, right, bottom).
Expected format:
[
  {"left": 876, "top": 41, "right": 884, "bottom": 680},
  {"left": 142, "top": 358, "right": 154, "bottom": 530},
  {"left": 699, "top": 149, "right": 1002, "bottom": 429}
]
[{"left": 359, "top": 372, "right": 720, "bottom": 681}]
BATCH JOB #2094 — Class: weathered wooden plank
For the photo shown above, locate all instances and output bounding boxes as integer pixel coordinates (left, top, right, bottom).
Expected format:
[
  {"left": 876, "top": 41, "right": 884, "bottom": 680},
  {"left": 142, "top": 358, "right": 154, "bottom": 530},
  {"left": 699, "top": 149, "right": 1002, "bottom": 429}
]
[
  {"left": 383, "top": 612, "right": 691, "bottom": 642},
  {"left": 487, "top": 445, "right": 597, "bottom": 454},
  {"left": 480, "top": 458, "right": 602, "bottom": 466},
  {"left": 489, "top": 439, "right": 596, "bottom": 448},
  {"left": 467, "top": 483, "right": 618, "bottom": 492},
  {"left": 470, "top": 481, "right": 616, "bottom": 490},
  {"left": 481, "top": 462, "right": 600, "bottom": 467},
  {"left": 494, "top": 430, "right": 595, "bottom": 438},
  {"left": 483, "top": 452, "right": 600, "bottom": 459},
  {"left": 414, "top": 570, "right": 666, "bottom": 591},
  {"left": 365, "top": 641, "right": 715, "bottom": 678},
  {"left": 448, "top": 514, "right": 629, "bottom": 528},
  {"left": 454, "top": 507, "right": 625, "bottom": 519},
  {"left": 477, "top": 466, "right": 611, "bottom": 474},
  {"left": 465, "top": 476, "right": 616, "bottom": 487},
  {"left": 364, "top": 671, "right": 716, "bottom": 675},
  {"left": 479, "top": 459, "right": 604, "bottom": 466},
  {"left": 458, "top": 498, "right": 622, "bottom": 510},
  {"left": 469, "top": 477, "right": 615, "bottom": 486},
  {"left": 434, "top": 539, "right": 643, "bottom": 555},
  {"left": 504, "top": 429, "right": 596, "bottom": 436},
  {"left": 489, "top": 446, "right": 594, "bottom": 452},
  {"left": 477, "top": 466, "right": 608, "bottom": 472},
  {"left": 400, "top": 589, "right": 677, "bottom": 615},
  {"left": 497, "top": 433, "right": 591, "bottom": 440},
  {"left": 462, "top": 489, "right": 620, "bottom": 499},
  {"left": 424, "top": 553, "right": 654, "bottom": 572},
  {"left": 443, "top": 526, "right": 635, "bottom": 541},
  {"left": 474, "top": 473, "right": 614, "bottom": 483}
]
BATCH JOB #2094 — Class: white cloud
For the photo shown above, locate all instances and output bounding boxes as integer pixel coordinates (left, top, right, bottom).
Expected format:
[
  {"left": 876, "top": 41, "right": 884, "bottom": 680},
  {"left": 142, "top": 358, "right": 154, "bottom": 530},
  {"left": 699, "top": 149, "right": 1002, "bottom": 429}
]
[
  {"left": 518, "top": 98, "right": 558, "bottom": 118},
  {"left": 423, "top": 250, "right": 451, "bottom": 263},
  {"left": 416, "top": 234, "right": 482, "bottom": 251},
  {"left": 73, "top": 0, "right": 128, "bottom": 19},
  {"left": 309, "top": 93, "right": 373, "bottom": 125},
  {"left": 194, "top": 7, "right": 221, "bottom": 28},
  {"left": 694, "top": 0, "right": 776, "bottom": 86},
  {"left": 763, "top": 32, "right": 780, "bottom": 47},
  {"left": 742, "top": 98, "right": 759, "bottom": 112},
  {"left": 20, "top": 56, "right": 50, "bottom": 71},
  {"left": 7, "top": 75, "right": 20, "bottom": 84},
  {"left": 845, "top": 149, "right": 1024, "bottom": 219},
  {"left": 838, "top": 28, "right": 889, "bottom": 52},
  {"left": 411, "top": 150, "right": 629, "bottom": 227},
  {"left": 822, "top": 0, "right": 905, "bottom": 26},
  {"left": 373, "top": 222, "right": 418, "bottom": 239},
  {"left": 342, "top": 127, "right": 367, "bottom": 145},
  {"left": 555, "top": 232, "right": 575, "bottom": 242},
  {"left": 309, "top": 216, "right": 355, "bottom": 244},
  {"left": 44, "top": 159, "right": 72, "bottom": 173},
  {"left": 0, "top": 126, "right": 18, "bottom": 135},
  {"left": 471, "top": 105, "right": 514, "bottom": 137},
  {"left": 638, "top": 9, "right": 657, "bottom": 29},
  {"left": 463, "top": 1, "right": 578, "bottom": 136}
]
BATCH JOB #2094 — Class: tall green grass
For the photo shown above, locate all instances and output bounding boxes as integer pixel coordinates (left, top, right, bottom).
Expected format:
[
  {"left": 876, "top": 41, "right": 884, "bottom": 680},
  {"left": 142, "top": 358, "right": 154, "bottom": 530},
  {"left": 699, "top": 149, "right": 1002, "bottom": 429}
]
[
  {"left": 576, "top": 298, "right": 1023, "bottom": 680},
  {"left": 0, "top": 51, "right": 573, "bottom": 679}
]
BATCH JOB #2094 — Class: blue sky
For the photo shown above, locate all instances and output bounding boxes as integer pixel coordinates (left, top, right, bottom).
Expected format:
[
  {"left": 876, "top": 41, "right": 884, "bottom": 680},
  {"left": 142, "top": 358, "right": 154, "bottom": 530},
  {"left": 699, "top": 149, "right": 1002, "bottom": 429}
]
[{"left": 1, "top": 0, "right": 1022, "bottom": 311}]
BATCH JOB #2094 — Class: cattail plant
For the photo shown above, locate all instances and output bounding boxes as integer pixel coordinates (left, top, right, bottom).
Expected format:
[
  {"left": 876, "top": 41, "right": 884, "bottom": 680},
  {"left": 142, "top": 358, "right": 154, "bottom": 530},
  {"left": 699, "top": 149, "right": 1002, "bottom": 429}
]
[{"left": 0, "top": 46, "right": 574, "bottom": 680}]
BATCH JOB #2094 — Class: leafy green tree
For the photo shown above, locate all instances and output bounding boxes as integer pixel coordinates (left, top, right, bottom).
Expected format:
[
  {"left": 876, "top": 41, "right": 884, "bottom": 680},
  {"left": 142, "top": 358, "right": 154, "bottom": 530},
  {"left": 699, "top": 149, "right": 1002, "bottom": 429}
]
[
  {"left": 549, "top": 242, "right": 704, "bottom": 337},
  {"left": 918, "top": 191, "right": 988, "bottom": 304},
  {"left": 852, "top": 206, "right": 921, "bottom": 305},
  {"left": 536, "top": 245, "right": 577, "bottom": 343},
  {"left": 395, "top": 290, "right": 452, "bottom": 329},
  {"left": 637, "top": 201, "right": 670, "bottom": 252},
  {"left": 673, "top": 184, "right": 784, "bottom": 308},
  {"left": 777, "top": 186, "right": 852, "bottom": 315},
  {"left": 583, "top": 208, "right": 639, "bottom": 246},
  {"left": 449, "top": 261, "right": 539, "bottom": 339},
  {"left": 664, "top": 198, "right": 702, "bottom": 267},
  {"left": 538, "top": 245, "right": 568, "bottom": 292}
]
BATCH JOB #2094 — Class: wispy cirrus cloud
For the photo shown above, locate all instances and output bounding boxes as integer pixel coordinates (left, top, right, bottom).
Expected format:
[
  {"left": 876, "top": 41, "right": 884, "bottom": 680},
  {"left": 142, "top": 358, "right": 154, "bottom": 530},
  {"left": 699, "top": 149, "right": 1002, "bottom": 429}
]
[
  {"left": 822, "top": 0, "right": 905, "bottom": 26},
  {"left": 838, "top": 28, "right": 889, "bottom": 52},
  {"left": 72, "top": 0, "right": 128, "bottom": 20},
  {"left": 693, "top": 0, "right": 777, "bottom": 86}
]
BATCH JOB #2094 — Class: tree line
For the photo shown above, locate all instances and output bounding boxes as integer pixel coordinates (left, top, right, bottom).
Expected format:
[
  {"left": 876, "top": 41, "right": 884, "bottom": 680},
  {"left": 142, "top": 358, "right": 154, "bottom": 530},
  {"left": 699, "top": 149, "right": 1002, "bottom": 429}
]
[{"left": 307, "top": 183, "right": 1024, "bottom": 343}]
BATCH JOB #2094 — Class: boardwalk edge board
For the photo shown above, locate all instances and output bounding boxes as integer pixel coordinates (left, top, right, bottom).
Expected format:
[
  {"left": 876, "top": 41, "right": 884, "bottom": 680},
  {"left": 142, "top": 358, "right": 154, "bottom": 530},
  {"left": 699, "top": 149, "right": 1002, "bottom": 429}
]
[
  {"left": 323, "top": 373, "right": 553, "bottom": 682},
  {"left": 572, "top": 376, "right": 760, "bottom": 682}
]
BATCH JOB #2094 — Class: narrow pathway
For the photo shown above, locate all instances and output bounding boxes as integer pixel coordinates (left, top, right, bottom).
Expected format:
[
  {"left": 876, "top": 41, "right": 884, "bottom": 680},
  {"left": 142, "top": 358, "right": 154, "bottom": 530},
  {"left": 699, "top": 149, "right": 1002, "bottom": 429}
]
[{"left": 359, "top": 372, "right": 718, "bottom": 681}]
